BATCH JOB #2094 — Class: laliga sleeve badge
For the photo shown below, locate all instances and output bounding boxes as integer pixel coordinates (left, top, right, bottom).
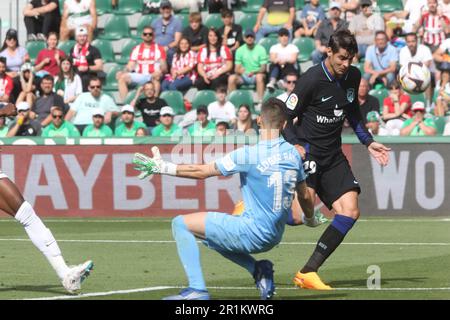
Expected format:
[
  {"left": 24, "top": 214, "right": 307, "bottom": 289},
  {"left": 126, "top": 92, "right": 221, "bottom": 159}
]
[{"left": 286, "top": 93, "right": 298, "bottom": 110}]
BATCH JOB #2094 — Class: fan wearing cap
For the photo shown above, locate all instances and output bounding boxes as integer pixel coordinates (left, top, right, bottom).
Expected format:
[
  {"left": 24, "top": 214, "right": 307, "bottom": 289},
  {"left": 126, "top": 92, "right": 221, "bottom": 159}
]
[
  {"left": 253, "top": 0, "right": 296, "bottom": 42},
  {"left": 0, "top": 29, "right": 30, "bottom": 80},
  {"left": 114, "top": 105, "right": 147, "bottom": 137},
  {"left": 23, "top": 0, "right": 61, "bottom": 41},
  {"left": 7, "top": 101, "right": 42, "bottom": 137},
  {"left": 42, "top": 106, "right": 80, "bottom": 137},
  {"left": 82, "top": 108, "right": 113, "bottom": 137},
  {"left": 365, "top": 111, "right": 388, "bottom": 136},
  {"left": 60, "top": 0, "right": 97, "bottom": 42},
  {"left": 151, "top": 106, "right": 182, "bottom": 137},
  {"left": 187, "top": 106, "right": 216, "bottom": 136},
  {"left": 0, "top": 58, "right": 14, "bottom": 107},
  {"left": 400, "top": 102, "right": 437, "bottom": 136}
]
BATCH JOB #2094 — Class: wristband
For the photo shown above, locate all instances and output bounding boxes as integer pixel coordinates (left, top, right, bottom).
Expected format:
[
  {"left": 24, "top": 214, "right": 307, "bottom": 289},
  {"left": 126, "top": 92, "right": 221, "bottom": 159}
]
[{"left": 161, "top": 162, "right": 177, "bottom": 176}]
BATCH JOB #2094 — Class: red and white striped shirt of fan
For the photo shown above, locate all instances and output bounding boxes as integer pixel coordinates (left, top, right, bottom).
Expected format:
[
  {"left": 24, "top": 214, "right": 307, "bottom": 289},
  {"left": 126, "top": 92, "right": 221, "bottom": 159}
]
[
  {"left": 130, "top": 43, "right": 167, "bottom": 75},
  {"left": 0, "top": 75, "right": 13, "bottom": 98},
  {"left": 197, "top": 46, "right": 232, "bottom": 76},
  {"left": 172, "top": 50, "right": 198, "bottom": 82},
  {"left": 419, "top": 12, "right": 450, "bottom": 47}
]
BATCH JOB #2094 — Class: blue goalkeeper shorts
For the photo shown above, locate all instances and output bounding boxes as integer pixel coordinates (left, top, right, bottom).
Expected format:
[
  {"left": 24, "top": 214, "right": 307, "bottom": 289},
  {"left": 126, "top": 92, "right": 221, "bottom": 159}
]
[{"left": 203, "top": 212, "right": 282, "bottom": 254}]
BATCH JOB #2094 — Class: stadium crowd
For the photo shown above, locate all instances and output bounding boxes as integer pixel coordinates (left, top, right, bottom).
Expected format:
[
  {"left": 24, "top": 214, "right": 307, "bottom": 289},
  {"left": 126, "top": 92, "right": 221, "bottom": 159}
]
[{"left": 0, "top": 0, "right": 450, "bottom": 138}]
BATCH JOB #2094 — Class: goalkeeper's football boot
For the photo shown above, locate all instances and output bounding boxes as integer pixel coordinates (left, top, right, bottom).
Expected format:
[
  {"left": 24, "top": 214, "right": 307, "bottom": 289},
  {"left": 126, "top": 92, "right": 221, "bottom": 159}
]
[
  {"left": 253, "top": 260, "right": 276, "bottom": 300},
  {"left": 163, "top": 287, "right": 210, "bottom": 300},
  {"left": 62, "top": 260, "right": 94, "bottom": 294},
  {"left": 293, "top": 271, "right": 332, "bottom": 290}
]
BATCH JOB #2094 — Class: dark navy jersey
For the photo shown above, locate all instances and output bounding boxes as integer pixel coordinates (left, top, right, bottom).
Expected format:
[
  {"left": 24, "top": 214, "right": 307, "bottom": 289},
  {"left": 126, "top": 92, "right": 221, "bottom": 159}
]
[{"left": 282, "top": 61, "right": 374, "bottom": 156}]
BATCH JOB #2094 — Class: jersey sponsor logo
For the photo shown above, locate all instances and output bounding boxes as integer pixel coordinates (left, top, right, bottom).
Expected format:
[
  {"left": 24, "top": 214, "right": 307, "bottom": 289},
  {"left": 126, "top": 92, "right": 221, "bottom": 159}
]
[
  {"left": 347, "top": 88, "right": 355, "bottom": 103},
  {"left": 321, "top": 95, "right": 333, "bottom": 102},
  {"left": 286, "top": 93, "right": 298, "bottom": 110},
  {"left": 316, "top": 114, "right": 345, "bottom": 124},
  {"left": 334, "top": 104, "right": 343, "bottom": 117}
]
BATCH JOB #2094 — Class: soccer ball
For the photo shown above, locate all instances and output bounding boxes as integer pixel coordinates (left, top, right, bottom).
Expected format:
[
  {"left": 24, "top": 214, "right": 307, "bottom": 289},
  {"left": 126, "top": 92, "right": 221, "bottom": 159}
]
[{"left": 398, "top": 62, "right": 431, "bottom": 94}]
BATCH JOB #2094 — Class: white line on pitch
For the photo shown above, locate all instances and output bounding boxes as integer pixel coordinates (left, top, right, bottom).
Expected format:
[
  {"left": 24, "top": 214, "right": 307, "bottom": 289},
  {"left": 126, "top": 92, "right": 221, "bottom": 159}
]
[{"left": 1, "top": 238, "right": 450, "bottom": 246}]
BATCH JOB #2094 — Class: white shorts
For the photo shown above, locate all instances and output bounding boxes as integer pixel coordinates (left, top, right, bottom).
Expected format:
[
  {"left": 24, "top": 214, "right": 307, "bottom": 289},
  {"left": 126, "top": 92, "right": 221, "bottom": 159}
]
[
  {"left": 68, "top": 16, "right": 93, "bottom": 30},
  {"left": 130, "top": 73, "right": 153, "bottom": 86}
]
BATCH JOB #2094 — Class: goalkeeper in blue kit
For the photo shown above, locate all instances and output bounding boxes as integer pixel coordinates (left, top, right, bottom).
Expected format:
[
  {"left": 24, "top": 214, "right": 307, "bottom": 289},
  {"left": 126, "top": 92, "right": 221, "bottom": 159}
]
[{"left": 133, "top": 98, "right": 319, "bottom": 300}]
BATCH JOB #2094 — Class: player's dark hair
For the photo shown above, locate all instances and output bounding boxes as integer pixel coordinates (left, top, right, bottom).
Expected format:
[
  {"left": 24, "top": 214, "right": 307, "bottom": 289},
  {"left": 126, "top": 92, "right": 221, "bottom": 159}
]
[
  {"left": 328, "top": 30, "right": 358, "bottom": 56},
  {"left": 261, "top": 98, "right": 287, "bottom": 129}
]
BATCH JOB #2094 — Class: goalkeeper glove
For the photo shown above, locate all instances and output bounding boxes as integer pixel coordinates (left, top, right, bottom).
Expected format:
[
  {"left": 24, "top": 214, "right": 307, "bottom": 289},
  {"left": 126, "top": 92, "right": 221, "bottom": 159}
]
[
  {"left": 302, "top": 209, "right": 328, "bottom": 228},
  {"left": 133, "top": 146, "right": 177, "bottom": 179}
]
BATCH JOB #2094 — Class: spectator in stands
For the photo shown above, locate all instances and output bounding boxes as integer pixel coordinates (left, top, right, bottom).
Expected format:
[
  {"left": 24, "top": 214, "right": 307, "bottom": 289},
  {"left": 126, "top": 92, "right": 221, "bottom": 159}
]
[
  {"left": 334, "top": 0, "right": 360, "bottom": 22},
  {"left": 182, "top": 12, "right": 208, "bottom": 52},
  {"left": 413, "top": 0, "right": 450, "bottom": 52},
  {"left": 432, "top": 37, "right": 450, "bottom": 82},
  {"left": 277, "top": 72, "right": 298, "bottom": 102},
  {"left": 195, "top": 28, "right": 233, "bottom": 90},
  {"left": 82, "top": 109, "right": 113, "bottom": 137},
  {"left": 219, "top": 8, "right": 243, "bottom": 54},
  {"left": 151, "top": 106, "right": 182, "bottom": 136},
  {"left": 363, "top": 31, "right": 398, "bottom": 87},
  {"left": 215, "top": 121, "right": 229, "bottom": 136},
  {"left": 0, "top": 58, "right": 13, "bottom": 107},
  {"left": 60, "top": 0, "right": 97, "bottom": 42},
  {"left": 207, "top": 86, "right": 236, "bottom": 124},
  {"left": 348, "top": 0, "right": 384, "bottom": 61},
  {"left": 188, "top": 106, "right": 216, "bottom": 136},
  {"left": 382, "top": 80, "right": 412, "bottom": 136},
  {"left": 23, "top": 0, "right": 61, "bottom": 41},
  {"left": 144, "top": 0, "right": 203, "bottom": 13},
  {"left": 31, "top": 74, "right": 66, "bottom": 127},
  {"left": 0, "top": 117, "right": 8, "bottom": 137},
  {"left": 295, "top": 0, "right": 326, "bottom": 38},
  {"left": 41, "top": 106, "right": 80, "bottom": 137},
  {"left": 400, "top": 101, "right": 437, "bottom": 136},
  {"left": 232, "top": 104, "right": 258, "bottom": 135},
  {"left": 161, "top": 37, "right": 197, "bottom": 92},
  {"left": 132, "top": 81, "right": 168, "bottom": 133},
  {"left": 69, "top": 27, "right": 104, "bottom": 92},
  {"left": 253, "top": 0, "right": 296, "bottom": 42},
  {"left": 65, "top": 77, "right": 119, "bottom": 133},
  {"left": 135, "top": 127, "right": 148, "bottom": 136},
  {"left": 114, "top": 105, "right": 147, "bottom": 137},
  {"left": 366, "top": 111, "right": 388, "bottom": 136},
  {"left": 441, "top": 0, "right": 450, "bottom": 19},
  {"left": 312, "top": 2, "right": 348, "bottom": 65},
  {"left": 227, "top": 29, "right": 268, "bottom": 105},
  {"left": 266, "top": 28, "right": 299, "bottom": 92},
  {"left": 117, "top": 26, "right": 167, "bottom": 101},
  {"left": 434, "top": 77, "right": 450, "bottom": 116},
  {"left": 358, "top": 78, "right": 380, "bottom": 125},
  {"left": 7, "top": 101, "right": 42, "bottom": 137},
  {"left": 54, "top": 58, "right": 83, "bottom": 106},
  {"left": 15, "top": 63, "right": 38, "bottom": 109},
  {"left": 384, "top": 0, "right": 427, "bottom": 39},
  {"left": 152, "top": 1, "right": 183, "bottom": 66},
  {"left": 34, "top": 32, "right": 66, "bottom": 77}
]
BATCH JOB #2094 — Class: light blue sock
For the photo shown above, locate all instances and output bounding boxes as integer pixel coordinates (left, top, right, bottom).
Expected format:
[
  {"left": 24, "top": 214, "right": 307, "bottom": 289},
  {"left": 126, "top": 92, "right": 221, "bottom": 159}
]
[
  {"left": 215, "top": 249, "right": 257, "bottom": 276},
  {"left": 172, "top": 216, "right": 206, "bottom": 291}
]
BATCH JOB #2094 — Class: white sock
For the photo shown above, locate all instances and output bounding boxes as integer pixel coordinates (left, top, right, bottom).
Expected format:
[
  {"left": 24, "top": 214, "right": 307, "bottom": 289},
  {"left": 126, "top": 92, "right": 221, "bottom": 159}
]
[{"left": 15, "top": 201, "right": 70, "bottom": 280}]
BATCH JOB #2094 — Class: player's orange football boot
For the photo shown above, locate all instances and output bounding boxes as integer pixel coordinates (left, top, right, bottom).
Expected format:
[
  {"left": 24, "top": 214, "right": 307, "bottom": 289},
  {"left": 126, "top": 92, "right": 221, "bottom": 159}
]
[
  {"left": 232, "top": 200, "right": 244, "bottom": 216},
  {"left": 293, "top": 271, "right": 333, "bottom": 290}
]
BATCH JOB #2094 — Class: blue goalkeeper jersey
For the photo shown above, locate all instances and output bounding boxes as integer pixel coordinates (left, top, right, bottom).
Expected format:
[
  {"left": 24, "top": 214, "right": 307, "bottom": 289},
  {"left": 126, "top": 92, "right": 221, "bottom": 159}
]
[{"left": 215, "top": 137, "right": 306, "bottom": 240}]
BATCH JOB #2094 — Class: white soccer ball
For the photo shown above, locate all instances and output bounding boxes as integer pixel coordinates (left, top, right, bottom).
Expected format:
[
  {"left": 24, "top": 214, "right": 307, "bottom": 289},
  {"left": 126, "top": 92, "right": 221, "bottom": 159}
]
[{"left": 398, "top": 62, "right": 431, "bottom": 94}]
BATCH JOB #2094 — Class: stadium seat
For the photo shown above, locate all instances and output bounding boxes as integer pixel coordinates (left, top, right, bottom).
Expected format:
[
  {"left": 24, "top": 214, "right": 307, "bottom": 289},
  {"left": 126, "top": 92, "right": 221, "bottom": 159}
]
[
  {"left": 204, "top": 14, "right": 224, "bottom": 29},
  {"left": 369, "top": 88, "right": 389, "bottom": 110},
  {"left": 59, "top": 0, "right": 64, "bottom": 15},
  {"left": 433, "top": 116, "right": 446, "bottom": 134},
  {"left": 96, "top": 0, "right": 113, "bottom": 15},
  {"left": 124, "top": 89, "right": 138, "bottom": 105},
  {"left": 98, "top": 15, "right": 130, "bottom": 40},
  {"left": 177, "top": 14, "right": 190, "bottom": 29},
  {"left": 258, "top": 37, "right": 278, "bottom": 54},
  {"left": 115, "top": 0, "right": 143, "bottom": 15},
  {"left": 116, "top": 39, "right": 141, "bottom": 65},
  {"left": 91, "top": 39, "right": 115, "bottom": 63},
  {"left": 103, "top": 64, "right": 121, "bottom": 91},
  {"left": 133, "top": 15, "right": 157, "bottom": 39},
  {"left": 26, "top": 41, "right": 46, "bottom": 64},
  {"left": 57, "top": 40, "right": 75, "bottom": 55},
  {"left": 263, "top": 89, "right": 284, "bottom": 102},
  {"left": 236, "top": 13, "right": 258, "bottom": 33},
  {"left": 242, "top": 0, "right": 264, "bottom": 13},
  {"left": 378, "top": 0, "right": 403, "bottom": 12},
  {"left": 293, "top": 37, "right": 315, "bottom": 63},
  {"left": 410, "top": 93, "right": 426, "bottom": 104},
  {"left": 160, "top": 91, "right": 186, "bottom": 115},
  {"left": 192, "top": 90, "right": 217, "bottom": 109},
  {"left": 228, "top": 90, "right": 255, "bottom": 114}
]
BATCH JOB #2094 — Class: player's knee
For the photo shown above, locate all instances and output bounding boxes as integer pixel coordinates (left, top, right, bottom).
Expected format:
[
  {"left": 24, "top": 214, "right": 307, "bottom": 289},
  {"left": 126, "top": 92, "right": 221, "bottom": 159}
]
[
  {"left": 345, "top": 208, "right": 360, "bottom": 220},
  {"left": 171, "top": 215, "right": 187, "bottom": 232}
]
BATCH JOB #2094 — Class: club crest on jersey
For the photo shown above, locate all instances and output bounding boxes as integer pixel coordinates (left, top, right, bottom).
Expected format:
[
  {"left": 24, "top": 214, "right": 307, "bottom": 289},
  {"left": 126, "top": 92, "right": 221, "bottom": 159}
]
[
  {"left": 346, "top": 88, "right": 355, "bottom": 103},
  {"left": 286, "top": 94, "right": 298, "bottom": 110}
]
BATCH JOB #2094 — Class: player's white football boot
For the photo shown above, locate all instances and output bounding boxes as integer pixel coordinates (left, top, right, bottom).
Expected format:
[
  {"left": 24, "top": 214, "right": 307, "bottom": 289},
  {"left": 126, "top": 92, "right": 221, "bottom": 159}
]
[{"left": 62, "top": 260, "right": 94, "bottom": 294}]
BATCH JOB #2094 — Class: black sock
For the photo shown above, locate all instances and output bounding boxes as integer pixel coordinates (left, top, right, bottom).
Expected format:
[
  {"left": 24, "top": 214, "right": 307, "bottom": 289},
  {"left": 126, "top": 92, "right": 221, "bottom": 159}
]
[{"left": 301, "top": 225, "right": 346, "bottom": 273}]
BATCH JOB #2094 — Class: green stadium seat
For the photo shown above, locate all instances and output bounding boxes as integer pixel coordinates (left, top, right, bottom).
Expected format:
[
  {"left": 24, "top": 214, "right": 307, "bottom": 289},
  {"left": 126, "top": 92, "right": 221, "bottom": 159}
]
[
  {"left": 91, "top": 39, "right": 115, "bottom": 63},
  {"left": 59, "top": 0, "right": 65, "bottom": 15},
  {"left": 192, "top": 90, "right": 217, "bottom": 109},
  {"left": 410, "top": 92, "right": 427, "bottom": 104},
  {"left": 293, "top": 37, "right": 315, "bottom": 63},
  {"left": 26, "top": 41, "right": 46, "bottom": 63},
  {"left": 133, "top": 15, "right": 157, "bottom": 39},
  {"left": 177, "top": 14, "right": 190, "bottom": 29},
  {"left": 117, "top": 39, "right": 140, "bottom": 65},
  {"left": 369, "top": 88, "right": 389, "bottom": 110},
  {"left": 258, "top": 37, "right": 278, "bottom": 54},
  {"left": 124, "top": 89, "right": 138, "bottom": 105},
  {"left": 57, "top": 40, "right": 75, "bottom": 55},
  {"left": 103, "top": 65, "right": 121, "bottom": 91},
  {"left": 115, "top": 0, "right": 143, "bottom": 15},
  {"left": 204, "top": 14, "right": 224, "bottom": 29},
  {"left": 242, "top": 0, "right": 264, "bottom": 13},
  {"left": 96, "top": 0, "right": 113, "bottom": 15},
  {"left": 228, "top": 90, "right": 255, "bottom": 113},
  {"left": 263, "top": 89, "right": 284, "bottom": 102},
  {"left": 160, "top": 91, "right": 186, "bottom": 115},
  {"left": 378, "top": 0, "right": 403, "bottom": 12},
  {"left": 433, "top": 116, "right": 446, "bottom": 134},
  {"left": 98, "top": 15, "right": 130, "bottom": 40},
  {"left": 236, "top": 13, "right": 257, "bottom": 33}
]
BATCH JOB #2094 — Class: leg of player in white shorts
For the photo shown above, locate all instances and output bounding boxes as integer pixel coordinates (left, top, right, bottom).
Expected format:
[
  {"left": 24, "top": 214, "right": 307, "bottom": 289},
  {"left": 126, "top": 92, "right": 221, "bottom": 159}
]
[{"left": 0, "top": 172, "right": 93, "bottom": 293}]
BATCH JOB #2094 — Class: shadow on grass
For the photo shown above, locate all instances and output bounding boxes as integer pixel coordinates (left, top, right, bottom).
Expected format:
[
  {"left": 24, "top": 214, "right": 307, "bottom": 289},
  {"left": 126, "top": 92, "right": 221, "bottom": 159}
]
[
  {"left": 329, "top": 277, "right": 428, "bottom": 288},
  {"left": 0, "top": 284, "right": 63, "bottom": 295}
]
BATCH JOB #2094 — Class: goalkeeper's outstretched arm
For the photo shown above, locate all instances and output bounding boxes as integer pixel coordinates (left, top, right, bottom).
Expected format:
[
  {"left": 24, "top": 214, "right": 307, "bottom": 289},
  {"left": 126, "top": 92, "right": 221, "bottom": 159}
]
[{"left": 175, "top": 163, "right": 222, "bottom": 180}]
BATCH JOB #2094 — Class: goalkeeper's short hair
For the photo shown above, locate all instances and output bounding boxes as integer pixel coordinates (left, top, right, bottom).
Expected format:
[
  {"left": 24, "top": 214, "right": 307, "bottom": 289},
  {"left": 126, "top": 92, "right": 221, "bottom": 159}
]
[{"left": 261, "top": 97, "right": 287, "bottom": 130}]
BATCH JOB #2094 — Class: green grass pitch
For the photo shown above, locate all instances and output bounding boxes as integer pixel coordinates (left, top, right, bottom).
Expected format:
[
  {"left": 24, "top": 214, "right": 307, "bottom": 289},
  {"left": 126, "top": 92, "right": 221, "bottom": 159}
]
[{"left": 0, "top": 217, "right": 449, "bottom": 300}]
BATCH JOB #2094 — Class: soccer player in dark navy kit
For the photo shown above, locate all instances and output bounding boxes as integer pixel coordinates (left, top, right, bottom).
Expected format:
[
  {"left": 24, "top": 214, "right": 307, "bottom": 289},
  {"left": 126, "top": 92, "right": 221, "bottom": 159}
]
[{"left": 283, "top": 30, "right": 391, "bottom": 290}]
